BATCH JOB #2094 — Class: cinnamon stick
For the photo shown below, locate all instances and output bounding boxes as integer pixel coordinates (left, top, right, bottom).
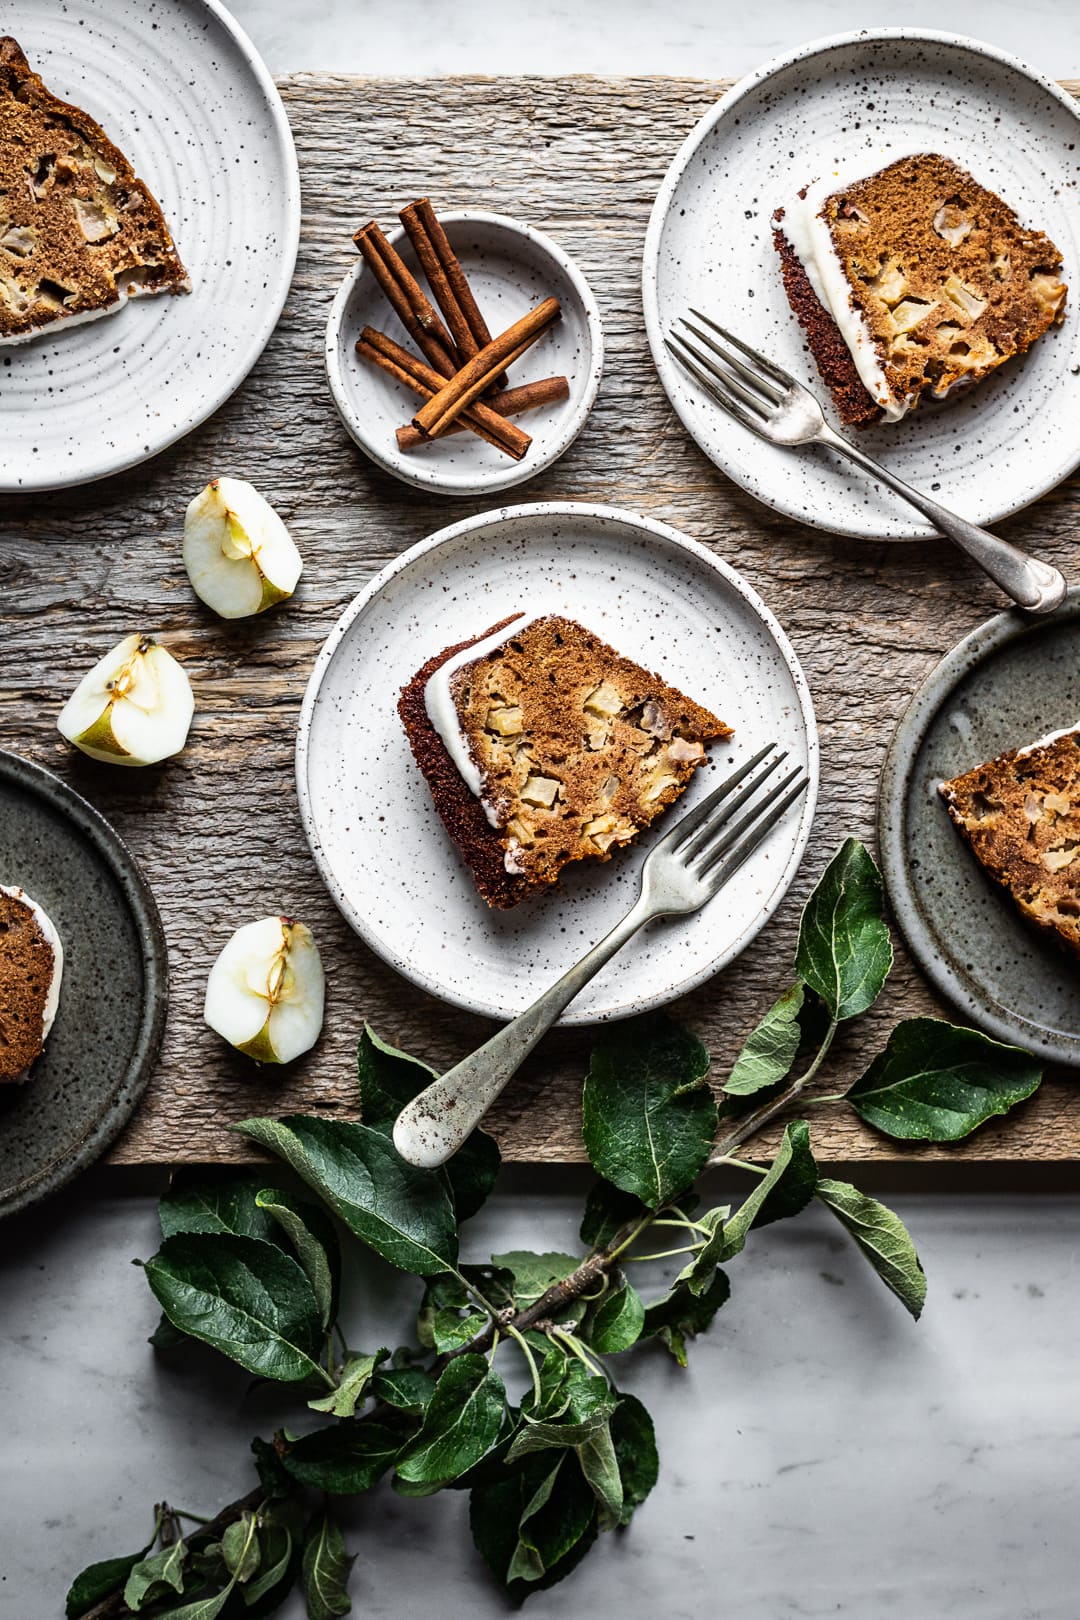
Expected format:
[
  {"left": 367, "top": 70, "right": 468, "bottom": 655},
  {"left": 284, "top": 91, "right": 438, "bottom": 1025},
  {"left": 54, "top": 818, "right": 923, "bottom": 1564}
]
[
  {"left": 412, "top": 297, "right": 561, "bottom": 440},
  {"left": 399, "top": 198, "right": 508, "bottom": 388},
  {"left": 353, "top": 221, "right": 458, "bottom": 377},
  {"left": 356, "top": 326, "right": 531, "bottom": 460},
  {"left": 395, "top": 375, "right": 569, "bottom": 450}
]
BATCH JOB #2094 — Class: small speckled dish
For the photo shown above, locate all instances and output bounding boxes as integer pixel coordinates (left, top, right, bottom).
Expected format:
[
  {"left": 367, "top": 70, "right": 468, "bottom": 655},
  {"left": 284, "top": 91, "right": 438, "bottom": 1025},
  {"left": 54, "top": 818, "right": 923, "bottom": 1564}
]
[
  {"left": 0, "top": 752, "right": 169, "bottom": 1217},
  {"left": 879, "top": 591, "right": 1080, "bottom": 1065},
  {"left": 296, "top": 502, "right": 818, "bottom": 1024},
  {"left": 325, "top": 211, "right": 603, "bottom": 497},
  {"left": 643, "top": 29, "right": 1080, "bottom": 541}
]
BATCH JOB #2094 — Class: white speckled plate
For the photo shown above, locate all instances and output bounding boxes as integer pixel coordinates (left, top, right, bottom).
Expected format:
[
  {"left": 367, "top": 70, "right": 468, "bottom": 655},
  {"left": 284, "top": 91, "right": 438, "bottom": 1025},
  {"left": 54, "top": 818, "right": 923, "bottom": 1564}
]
[
  {"left": 296, "top": 503, "right": 818, "bottom": 1025},
  {"left": 643, "top": 29, "right": 1080, "bottom": 542},
  {"left": 879, "top": 590, "right": 1080, "bottom": 1064},
  {"left": 325, "top": 211, "right": 603, "bottom": 497},
  {"left": 1, "top": 0, "right": 299, "bottom": 493}
]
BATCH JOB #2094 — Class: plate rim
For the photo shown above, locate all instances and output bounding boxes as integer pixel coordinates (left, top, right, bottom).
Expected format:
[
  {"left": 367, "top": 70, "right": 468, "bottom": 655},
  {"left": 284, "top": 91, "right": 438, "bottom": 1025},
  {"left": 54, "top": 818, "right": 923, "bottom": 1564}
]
[
  {"left": 0, "top": 749, "right": 170, "bottom": 1217},
  {"left": 2, "top": 0, "right": 301, "bottom": 495},
  {"left": 641, "top": 26, "right": 1080, "bottom": 543},
  {"left": 323, "top": 208, "right": 605, "bottom": 498},
  {"left": 295, "top": 499, "right": 820, "bottom": 1024},
  {"left": 877, "top": 588, "right": 1080, "bottom": 1064}
]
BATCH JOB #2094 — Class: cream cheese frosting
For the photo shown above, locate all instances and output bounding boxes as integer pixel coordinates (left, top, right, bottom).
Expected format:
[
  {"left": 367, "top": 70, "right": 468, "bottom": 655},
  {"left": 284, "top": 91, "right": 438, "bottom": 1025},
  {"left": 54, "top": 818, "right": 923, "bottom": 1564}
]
[
  {"left": 0, "top": 884, "right": 64, "bottom": 1041},
  {"left": 423, "top": 614, "right": 539, "bottom": 825}
]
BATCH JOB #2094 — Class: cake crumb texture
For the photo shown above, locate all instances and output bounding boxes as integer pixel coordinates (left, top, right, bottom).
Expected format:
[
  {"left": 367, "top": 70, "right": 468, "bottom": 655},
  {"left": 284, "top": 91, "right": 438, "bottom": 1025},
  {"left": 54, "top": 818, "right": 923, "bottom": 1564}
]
[
  {"left": 401, "top": 614, "right": 730, "bottom": 908},
  {"left": 0, "top": 888, "right": 56, "bottom": 1081},
  {"left": 0, "top": 35, "right": 189, "bottom": 343},
  {"left": 941, "top": 727, "right": 1080, "bottom": 959}
]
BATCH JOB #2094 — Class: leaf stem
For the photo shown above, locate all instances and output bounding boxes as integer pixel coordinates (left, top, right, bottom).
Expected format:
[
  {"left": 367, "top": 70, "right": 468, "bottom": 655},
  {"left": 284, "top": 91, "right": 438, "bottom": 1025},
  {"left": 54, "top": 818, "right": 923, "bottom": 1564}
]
[
  {"left": 505, "top": 1323, "right": 542, "bottom": 1407},
  {"left": 624, "top": 1243, "right": 704, "bottom": 1263},
  {"left": 550, "top": 1327, "right": 604, "bottom": 1377},
  {"left": 715, "top": 1156, "right": 768, "bottom": 1177},
  {"left": 716, "top": 1018, "right": 839, "bottom": 1156}
]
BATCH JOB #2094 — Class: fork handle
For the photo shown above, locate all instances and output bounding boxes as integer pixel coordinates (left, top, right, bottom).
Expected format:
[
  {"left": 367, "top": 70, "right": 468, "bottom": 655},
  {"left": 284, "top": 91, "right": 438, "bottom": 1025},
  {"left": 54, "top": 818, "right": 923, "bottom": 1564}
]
[
  {"left": 392, "top": 891, "right": 657, "bottom": 1168},
  {"left": 819, "top": 426, "right": 1067, "bottom": 614}
]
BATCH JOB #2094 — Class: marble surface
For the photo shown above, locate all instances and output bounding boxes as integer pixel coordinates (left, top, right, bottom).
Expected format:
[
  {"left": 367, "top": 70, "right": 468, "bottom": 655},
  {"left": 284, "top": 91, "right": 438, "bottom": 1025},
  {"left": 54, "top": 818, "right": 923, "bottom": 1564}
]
[
  {"left": 4, "top": 1172, "right": 1079, "bottom": 1619},
  {"left": 230, "top": 0, "right": 1080, "bottom": 78}
]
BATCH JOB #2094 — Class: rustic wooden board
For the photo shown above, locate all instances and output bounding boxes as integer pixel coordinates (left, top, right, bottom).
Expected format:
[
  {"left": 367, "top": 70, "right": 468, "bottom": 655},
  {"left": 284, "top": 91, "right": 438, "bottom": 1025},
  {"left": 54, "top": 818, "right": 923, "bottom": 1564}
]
[{"left": 2, "top": 74, "right": 1080, "bottom": 1166}]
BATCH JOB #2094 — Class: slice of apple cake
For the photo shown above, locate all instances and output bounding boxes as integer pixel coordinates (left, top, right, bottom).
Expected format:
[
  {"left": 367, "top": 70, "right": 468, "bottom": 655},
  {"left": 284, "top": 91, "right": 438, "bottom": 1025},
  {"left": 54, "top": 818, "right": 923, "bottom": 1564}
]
[
  {"left": 940, "top": 725, "right": 1080, "bottom": 959},
  {"left": 0, "top": 886, "right": 64, "bottom": 1083},
  {"left": 773, "top": 153, "right": 1066, "bottom": 426},
  {"left": 399, "top": 614, "right": 731, "bottom": 907},
  {"left": 0, "top": 35, "right": 189, "bottom": 345}
]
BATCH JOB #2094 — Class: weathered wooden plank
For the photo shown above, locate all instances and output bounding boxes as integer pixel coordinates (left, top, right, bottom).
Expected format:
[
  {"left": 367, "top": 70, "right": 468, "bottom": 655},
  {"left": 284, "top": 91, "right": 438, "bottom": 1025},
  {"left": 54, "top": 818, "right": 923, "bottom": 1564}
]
[{"left": 2, "top": 74, "right": 1079, "bottom": 1165}]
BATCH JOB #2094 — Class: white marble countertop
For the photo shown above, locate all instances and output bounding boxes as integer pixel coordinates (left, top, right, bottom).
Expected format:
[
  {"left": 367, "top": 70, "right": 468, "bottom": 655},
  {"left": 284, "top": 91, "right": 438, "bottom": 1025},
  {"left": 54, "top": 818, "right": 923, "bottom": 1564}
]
[
  {"left": 5, "top": 1171, "right": 1080, "bottom": 1620},
  {"left": 4, "top": 4, "right": 1080, "bottom": 1617}
]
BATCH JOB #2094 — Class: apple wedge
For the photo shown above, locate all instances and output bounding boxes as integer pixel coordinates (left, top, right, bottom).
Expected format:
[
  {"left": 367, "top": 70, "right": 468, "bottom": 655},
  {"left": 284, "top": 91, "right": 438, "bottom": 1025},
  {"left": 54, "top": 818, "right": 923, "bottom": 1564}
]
[
  {"left": 204, "top": 916, "right": 325, "bottom": 1064},
  {"left": 183, "top": 477, "right": 302, "bottom": 619},
  {"left": 56, "top": 633, "right": 194, "bottom": 766}
]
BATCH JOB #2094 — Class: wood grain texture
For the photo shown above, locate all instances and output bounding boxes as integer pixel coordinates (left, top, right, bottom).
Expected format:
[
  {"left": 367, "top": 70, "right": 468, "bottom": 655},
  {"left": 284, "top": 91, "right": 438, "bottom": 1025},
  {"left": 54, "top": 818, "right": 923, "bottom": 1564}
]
[{"left": 2, "top": 74, "right": 1079, "bottom": 1166}]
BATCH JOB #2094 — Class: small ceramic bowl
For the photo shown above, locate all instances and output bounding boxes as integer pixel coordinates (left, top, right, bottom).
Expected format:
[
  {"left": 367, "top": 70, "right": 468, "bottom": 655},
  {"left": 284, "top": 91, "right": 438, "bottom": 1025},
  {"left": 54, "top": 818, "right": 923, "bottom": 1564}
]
[{"left": 325, "top": 210, "right": 603, "bottom": 497}]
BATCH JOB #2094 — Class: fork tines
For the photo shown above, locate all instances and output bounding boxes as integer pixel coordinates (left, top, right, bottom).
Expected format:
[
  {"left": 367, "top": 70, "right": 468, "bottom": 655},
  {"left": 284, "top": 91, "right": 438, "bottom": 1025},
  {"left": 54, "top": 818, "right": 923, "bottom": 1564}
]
[
  {"left": 665, "top": 310, "right": 796, "bottom": 431},
  {"left": 663, "top": 740, "right": 809, "bottom": 889}
]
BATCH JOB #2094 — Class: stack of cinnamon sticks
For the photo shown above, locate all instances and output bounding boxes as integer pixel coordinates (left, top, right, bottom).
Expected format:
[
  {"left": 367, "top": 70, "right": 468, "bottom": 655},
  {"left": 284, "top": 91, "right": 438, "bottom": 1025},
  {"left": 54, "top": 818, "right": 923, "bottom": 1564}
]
[{"left": 353, "top": 199, "right": 567, "bottom": 461}]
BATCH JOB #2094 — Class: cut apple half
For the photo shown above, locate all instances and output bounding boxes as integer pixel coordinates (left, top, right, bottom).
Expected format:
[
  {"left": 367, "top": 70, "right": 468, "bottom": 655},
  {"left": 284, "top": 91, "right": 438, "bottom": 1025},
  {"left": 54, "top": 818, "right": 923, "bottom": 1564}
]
[
  {"left": 56, "top": 632, "right": 194, "bottom": 766},
  {"left": 204, "top": 915, "right": 325, "bottom": 1064},
  {"left": 184, "top": 476, "right": 303, "bottom": 619}
]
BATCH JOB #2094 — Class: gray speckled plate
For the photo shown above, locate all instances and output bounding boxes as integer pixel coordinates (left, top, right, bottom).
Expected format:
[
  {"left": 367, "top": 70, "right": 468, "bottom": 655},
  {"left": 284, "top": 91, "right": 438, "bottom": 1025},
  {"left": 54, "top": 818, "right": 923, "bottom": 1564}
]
[
  {"left": 879, "top": 591, "right": 1080, "bottom": 1065},
  {"left": 0, "top": 752, "right": 168, "bottom": 1217},
  {"left": 643, "top": 29, "right": 1080, "bottom": 541},
  {"left": 296, "top": 502, "right": 818, "bottom": 1024},
  {"left": 325, "top": 211, "right": 603, "bottom": 497},
  {"left": 2, "top": 0, "right": 299, "bottom": 493}
]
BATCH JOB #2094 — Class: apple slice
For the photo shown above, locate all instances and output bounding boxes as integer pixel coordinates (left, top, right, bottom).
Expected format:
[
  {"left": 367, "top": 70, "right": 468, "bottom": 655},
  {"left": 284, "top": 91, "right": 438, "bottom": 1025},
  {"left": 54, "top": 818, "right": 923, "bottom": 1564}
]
[
  {"left": 183, "top": 477, "right": 302, "bottom": 619},
  {"left": 204, "top": 916, "right": 325, "bottom": 1064},
  {"left": 57, "top": 633, "right": 194, "bottom": 766}
]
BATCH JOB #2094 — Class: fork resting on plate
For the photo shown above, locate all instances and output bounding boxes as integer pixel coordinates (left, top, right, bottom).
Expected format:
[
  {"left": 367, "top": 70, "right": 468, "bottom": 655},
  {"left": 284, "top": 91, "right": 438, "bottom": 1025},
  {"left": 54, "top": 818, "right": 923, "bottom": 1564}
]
[
  {"left": 393, "top": 742, "right": 808, "bottom": 1169},
  {"left": 667, "top": 311, "right": 1067, "bottom": 616}
]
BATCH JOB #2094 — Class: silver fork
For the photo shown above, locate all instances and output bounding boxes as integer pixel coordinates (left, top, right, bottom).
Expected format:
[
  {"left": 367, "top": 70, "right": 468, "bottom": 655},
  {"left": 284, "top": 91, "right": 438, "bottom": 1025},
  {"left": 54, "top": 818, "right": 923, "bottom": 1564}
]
[
  {"left": 667, "top": 310, "right": 1067, "bottom": 616},
  {"left": 392, "top": 742, "right": 809, "bottom": 1168}
]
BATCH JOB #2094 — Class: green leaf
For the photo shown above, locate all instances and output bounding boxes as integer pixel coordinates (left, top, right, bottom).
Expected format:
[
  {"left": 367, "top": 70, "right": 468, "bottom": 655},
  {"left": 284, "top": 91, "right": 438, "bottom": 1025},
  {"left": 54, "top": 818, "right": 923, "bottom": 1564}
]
[
  {"left": 795, "top": 839, "right": 892, "bottom": 1021},
  {"left": 430, "top": 1307, "right": 488, "bottom": 1353},
  {"left": 250, "top": 1436, "right": 292, "bottom": 1500},
  {"left": 588, "top": 1278, "right": 645, "bottom": 1353},
  {"left": 148, "top": 1313, "right": 189, "bottom": 1350},
  {"left": 508, "top": 1379, "right": 619, "bottom": 1460},
  {"left": 816, "top": 1178, "right": 927, "bottom": 1319},
  {"left": 395, "top": 1354, "right": 506, "bottom": 1484},
  {"left": 302, "top": 1511, "right": 353, "bottom": 1620},
  {"left": 491, "top": 1250, "right": 580, "bottom": 1312},
  {"left": 369, "top": 1366, "right": 436, "bottom": 1414},
  {"left": 142, "top": 1233, "right": 325, "bottom": 1383},
  {"left": 579, "top": 1179, "right": 645, "bottom": 1248},
  {"left": 283, "top": 1422, "right": 403, "bottom": 1493},
  {"left": 846, "top": 1018, "right": 1043, "bottom": 1141},
  {"left": 160, "top": 1170, "right": 281, "bottom": 1244},
  {"left": 577, "top": 1420, "right": 623, "bottom": 1525},
  {"left": 67, "top": 1549, "right": 154, "bottom": 1619},
  {"left": 124, "top": 1541, "right": 187, "bottom": 1609},
  {"left": 222, "top": 1514, "right": 261, "bottom": 1584},
  {"left": 233, "top": 1115, "right": 457, "bottom": 1277},
  {"left": 582, "top": 1014, "right": 717, "bottom": 1207},
  {"left": 610, "top": 1393, "right": 659, "bottom": 1525},
  {"left": 726, "top": 982, "right": 806, "bottom": 1095},
  {"left": 470, "top": 1454, "right": 597, "bottom": 1598},
  {"left": 242, "top": 1523, "right": 294, "bottom": 1609},
  {"left": 255, "top": 1189, "right": 342, "bottom": 1329},
  {"left": 641, "top": 1268, "right": 730, "bottom": 1366},
  {"left": 717, "top": 1121, "right": 818, "bottom": 1262},
  {"left": 307, "top": 1350, "right": 388, "bottom": 1418},
  {"left": 357, "top": 1025, "right": 500, "bottom": 1221}
]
